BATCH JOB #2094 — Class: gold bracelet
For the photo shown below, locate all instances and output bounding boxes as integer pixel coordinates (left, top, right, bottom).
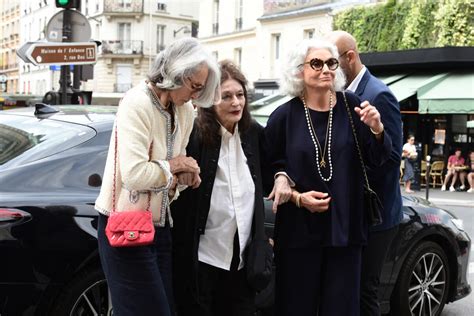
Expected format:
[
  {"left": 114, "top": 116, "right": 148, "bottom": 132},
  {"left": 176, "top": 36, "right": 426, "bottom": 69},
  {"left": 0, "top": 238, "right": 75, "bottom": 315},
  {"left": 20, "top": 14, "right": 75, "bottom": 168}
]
[
  {"left": 295, "top": 193, "right": 302, "bottom": 208},
  {"left": 370, "top": 124, "right": 384, "bottom": 135}
]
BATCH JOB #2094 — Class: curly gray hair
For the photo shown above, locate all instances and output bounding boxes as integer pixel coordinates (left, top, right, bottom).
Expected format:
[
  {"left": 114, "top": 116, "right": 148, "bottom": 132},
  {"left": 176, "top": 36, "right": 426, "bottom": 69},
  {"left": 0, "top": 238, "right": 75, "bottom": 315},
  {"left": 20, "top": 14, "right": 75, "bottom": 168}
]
[
  {"left": 280, "top": 38, "right": 346, "bottom": 96},
  {"left": 147, "top": 37, "right": 221, "bottom": 108}
]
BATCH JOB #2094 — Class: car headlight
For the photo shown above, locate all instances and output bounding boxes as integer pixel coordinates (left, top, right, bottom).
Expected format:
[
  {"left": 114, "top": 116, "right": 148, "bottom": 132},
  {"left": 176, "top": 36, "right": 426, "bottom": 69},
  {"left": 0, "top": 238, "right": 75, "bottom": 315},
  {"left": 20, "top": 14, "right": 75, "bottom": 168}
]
[{"left": 451, "top": 218, "right": 464, "bottom": 231}]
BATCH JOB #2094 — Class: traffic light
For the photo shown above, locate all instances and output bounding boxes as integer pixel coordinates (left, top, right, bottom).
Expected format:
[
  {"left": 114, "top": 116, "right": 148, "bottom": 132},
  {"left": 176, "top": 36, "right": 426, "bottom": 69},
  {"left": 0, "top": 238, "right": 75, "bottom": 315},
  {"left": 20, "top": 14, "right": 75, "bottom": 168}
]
[{"left": 55, "top": 0, "right": 81, "bottom": 9}]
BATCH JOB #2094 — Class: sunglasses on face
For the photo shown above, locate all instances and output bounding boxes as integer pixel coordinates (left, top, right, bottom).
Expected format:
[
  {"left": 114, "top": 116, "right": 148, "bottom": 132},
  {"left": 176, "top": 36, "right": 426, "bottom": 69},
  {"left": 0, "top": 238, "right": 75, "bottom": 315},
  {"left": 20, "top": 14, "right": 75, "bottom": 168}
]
[{"left": 299, "top": 57, "right": 339, "bottom": 71}]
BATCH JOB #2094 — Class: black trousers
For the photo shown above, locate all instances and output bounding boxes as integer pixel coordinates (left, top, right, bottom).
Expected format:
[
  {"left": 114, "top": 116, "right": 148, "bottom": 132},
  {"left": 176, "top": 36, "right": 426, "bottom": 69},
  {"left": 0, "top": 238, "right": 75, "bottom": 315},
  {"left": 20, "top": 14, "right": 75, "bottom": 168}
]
[
  {"left": 98, "top": 214, "right": 174, "bottom": 316},
  {"left": 275, "top": 245, "right": 362, "bottom": 316},
  {"left": 184, "top": 233, "right": 256, "bottom": 316},
  {"left": 360, "top": 226, "right": 398, "bottom": 316}
]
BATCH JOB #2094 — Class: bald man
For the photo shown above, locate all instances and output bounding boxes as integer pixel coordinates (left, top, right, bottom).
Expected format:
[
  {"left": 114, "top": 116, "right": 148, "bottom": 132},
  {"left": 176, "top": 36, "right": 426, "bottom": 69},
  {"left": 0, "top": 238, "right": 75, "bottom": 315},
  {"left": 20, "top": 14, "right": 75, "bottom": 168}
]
[{"left": 327, "top": 31, "right": 403, "bottom": 316}]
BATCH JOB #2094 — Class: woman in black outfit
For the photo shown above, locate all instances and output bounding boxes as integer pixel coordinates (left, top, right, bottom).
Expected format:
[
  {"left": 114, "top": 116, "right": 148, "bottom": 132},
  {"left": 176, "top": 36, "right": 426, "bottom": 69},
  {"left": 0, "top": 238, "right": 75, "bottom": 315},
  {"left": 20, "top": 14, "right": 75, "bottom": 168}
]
[
  {"left": 264, "top": 38, "right": 392, "bottom": 316},
  {"left": 171, "top": 60, "right": 283, "bottom": 316}
]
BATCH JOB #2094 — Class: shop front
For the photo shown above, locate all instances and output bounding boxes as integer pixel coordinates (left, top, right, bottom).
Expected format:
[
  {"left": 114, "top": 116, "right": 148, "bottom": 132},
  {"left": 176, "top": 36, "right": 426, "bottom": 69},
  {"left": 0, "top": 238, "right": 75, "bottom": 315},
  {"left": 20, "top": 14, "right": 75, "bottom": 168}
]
[{"left": 361, "top": 47, "right": 474, "bottom": 189}]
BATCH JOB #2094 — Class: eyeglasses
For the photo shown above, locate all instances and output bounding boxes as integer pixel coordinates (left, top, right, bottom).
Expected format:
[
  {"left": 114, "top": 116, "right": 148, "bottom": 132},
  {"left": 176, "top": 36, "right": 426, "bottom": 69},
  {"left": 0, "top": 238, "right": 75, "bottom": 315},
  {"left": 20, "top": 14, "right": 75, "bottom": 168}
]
[
  {"left": 184, "top": 76, "right": 205, "bottom": 93},
  {"left": 339, "top": 50, "right": 351, "bottom": 58},
  {"left": 299, "top": 57, "right": 339, "bottom": 71}
]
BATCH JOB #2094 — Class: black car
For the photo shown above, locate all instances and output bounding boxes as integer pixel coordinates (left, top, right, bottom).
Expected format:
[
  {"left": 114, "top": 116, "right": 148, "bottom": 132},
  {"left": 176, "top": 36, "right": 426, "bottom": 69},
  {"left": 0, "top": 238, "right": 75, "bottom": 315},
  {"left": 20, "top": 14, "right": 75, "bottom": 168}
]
[{"left": 0, "top": 105, "right": 471, "bottom": 316}]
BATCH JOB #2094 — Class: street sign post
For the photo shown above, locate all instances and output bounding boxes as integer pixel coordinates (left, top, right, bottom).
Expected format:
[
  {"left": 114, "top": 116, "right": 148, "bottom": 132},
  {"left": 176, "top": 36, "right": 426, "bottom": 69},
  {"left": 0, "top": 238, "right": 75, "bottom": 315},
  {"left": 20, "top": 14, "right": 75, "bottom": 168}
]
[
  {"left": 17, "top": 42, "right": 97, "bottom": 66},
  {"left": 46, "top": 9, "right": 91, "bottom": 42}
]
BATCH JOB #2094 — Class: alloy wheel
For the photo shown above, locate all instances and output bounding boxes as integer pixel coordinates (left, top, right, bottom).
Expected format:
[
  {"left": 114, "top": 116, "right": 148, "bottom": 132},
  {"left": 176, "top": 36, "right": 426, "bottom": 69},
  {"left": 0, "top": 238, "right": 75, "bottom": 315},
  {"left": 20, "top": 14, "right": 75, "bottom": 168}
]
[
  {"left": 407, "top": 252, "right": 447, "bottom": 316},
  {"left": 69, "top": 279, "right": 113, "bottom": 316}
]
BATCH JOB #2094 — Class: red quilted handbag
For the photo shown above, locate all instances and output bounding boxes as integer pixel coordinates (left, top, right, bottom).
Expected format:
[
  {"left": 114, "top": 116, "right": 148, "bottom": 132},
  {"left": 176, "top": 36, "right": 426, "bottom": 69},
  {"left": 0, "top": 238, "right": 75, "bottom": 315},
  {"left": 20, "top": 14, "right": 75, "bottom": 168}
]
[
  {"left": 106, "top": 210, "right": 155, "bottom": 247},
  {"left": 105, "top": 124, "right": 155, "bottom": 247}
]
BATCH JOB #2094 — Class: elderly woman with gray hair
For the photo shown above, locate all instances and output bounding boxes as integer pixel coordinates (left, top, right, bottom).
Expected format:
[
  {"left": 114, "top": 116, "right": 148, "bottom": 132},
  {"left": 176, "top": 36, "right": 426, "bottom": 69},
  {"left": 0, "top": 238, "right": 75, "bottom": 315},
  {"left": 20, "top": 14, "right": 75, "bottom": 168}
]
[
  {"left": 95, "top": 37, "right": 220, "bottom": 316},
  {"left": 264, "top": 38, "right": 392, "bottom": 316}
]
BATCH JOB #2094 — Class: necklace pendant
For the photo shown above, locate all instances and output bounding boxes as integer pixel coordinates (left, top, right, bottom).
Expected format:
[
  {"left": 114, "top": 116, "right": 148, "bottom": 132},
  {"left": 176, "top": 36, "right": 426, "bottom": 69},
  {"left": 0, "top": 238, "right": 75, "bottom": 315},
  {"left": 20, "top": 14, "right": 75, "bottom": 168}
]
[{"left": 320, "top": 159, "right": 326, "bottom": 168}]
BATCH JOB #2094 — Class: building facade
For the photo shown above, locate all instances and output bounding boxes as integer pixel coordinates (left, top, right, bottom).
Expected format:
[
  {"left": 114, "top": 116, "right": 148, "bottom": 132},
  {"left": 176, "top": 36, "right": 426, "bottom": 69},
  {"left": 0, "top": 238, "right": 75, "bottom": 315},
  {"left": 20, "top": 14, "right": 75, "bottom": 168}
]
[
  {"left": 0, "top": 0, "right": 21, "bottom": 95},
  {"left": 198, "top": 0, "right": 373, "bottom": 98},
  {"left": 82, "top": 0, "right": 199, "bottom": 103},
  {"left": 11, "top": 0, "right": 198, "bottom": 104},
  {"left": 18, "top": 0, "right": 59, "bottom": 96}
]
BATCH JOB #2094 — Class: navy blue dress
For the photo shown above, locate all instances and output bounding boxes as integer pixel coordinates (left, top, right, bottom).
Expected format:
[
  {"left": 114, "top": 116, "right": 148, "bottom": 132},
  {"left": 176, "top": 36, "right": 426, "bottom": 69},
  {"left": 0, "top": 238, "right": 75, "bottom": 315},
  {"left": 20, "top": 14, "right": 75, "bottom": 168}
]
[
  {"left": 263, "top": 91, "right": 392, "bottom": 316},
  {"left": 264, "top": 91, "right": 391, "bottom": 248}
]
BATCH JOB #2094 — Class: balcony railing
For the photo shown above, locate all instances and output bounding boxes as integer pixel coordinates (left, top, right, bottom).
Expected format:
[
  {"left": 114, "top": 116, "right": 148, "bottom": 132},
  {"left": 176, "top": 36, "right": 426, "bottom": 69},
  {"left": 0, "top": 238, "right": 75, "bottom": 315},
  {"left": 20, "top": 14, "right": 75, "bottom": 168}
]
[
  {"left": 101, "top": 40, "right": 143, "bottom": 55},
  {"left": 114, "top": 83, "right": 132, "bottom": 93},
  {"left": 235, "top": 18, "right": 242, "bottom": 31},
  {"left": 104, "top": 0, "right": 143, "bottom": 13},
  {"left": 212, "top": 23, "right": 219, "bottom": 35}
]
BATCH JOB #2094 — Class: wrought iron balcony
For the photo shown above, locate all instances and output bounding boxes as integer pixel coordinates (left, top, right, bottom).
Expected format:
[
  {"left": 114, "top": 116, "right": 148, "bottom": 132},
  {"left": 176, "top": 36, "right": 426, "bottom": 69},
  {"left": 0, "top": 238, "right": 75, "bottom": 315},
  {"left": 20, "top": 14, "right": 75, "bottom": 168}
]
[
  {"left": 212, "top": 23, "right": 219, "bottom": 35},
  {"left": 235, "top": 18, "right": 242, "bottom": 31},
  {"left": 104, "top": 0, "right": 143, "bottom": 13},
  {"left": 101, "top": 40, "right": 143, "bottom": 55}
]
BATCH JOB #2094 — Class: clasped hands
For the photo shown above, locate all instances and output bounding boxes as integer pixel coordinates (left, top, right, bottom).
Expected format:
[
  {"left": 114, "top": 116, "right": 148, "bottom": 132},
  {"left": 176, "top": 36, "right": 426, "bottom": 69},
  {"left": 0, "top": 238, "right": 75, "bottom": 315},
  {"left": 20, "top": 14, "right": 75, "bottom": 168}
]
[
  {"left": 267, "top": 175, "right": 331, "bottom": 213},
  {"left": 169, "top": 155, "right": 201, "bottom": 194}
]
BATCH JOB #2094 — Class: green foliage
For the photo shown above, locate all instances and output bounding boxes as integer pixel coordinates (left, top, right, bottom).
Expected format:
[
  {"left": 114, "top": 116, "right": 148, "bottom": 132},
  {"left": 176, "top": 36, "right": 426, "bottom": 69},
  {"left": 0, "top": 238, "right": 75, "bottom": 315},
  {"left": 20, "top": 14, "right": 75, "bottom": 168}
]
[
  {"left": 333, "top": 0, "right": 474, "bottom": 52},
  {"left": 434, "top": 0, "right": 474, "bottom": 46},
  {"left": 401, "top": 0, "right": 438, "bottom": 49}
]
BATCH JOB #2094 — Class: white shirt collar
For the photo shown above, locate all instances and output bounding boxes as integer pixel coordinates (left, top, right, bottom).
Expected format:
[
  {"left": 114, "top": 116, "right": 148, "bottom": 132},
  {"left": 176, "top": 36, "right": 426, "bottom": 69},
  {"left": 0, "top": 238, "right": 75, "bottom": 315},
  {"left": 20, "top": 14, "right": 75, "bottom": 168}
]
[
  {"left": 219, "top": 123, "right": 238, "bottom": 138},
  {"left": 346, "top": 66, "right": 367, "bottom": 92}
]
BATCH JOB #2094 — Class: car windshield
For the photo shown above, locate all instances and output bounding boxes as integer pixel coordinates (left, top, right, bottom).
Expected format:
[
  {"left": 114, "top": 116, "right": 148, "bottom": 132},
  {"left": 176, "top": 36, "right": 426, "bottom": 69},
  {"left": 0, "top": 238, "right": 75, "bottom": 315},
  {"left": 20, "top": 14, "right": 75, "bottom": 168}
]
[{"left": 0, "top": 114, "right": 95, "bottom": 169}]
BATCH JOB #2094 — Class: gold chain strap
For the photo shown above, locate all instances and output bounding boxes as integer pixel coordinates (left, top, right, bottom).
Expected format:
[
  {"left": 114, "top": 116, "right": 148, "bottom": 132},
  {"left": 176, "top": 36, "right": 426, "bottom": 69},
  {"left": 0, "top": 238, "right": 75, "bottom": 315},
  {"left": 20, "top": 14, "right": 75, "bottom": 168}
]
[{"left": 341, "top": 92, "right": 371, "bottom": 190}]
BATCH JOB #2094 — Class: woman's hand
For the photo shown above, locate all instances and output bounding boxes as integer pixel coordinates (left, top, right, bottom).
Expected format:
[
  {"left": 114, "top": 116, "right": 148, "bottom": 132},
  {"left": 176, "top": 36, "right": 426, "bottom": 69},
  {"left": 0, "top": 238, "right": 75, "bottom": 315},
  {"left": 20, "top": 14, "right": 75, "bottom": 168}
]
[
  {"left": 299, "top": 191, "right": 331, "bottom": 213},
  {"left": 168, "top": 175, "right": 178, "bottom": 198},
  {"left": 177, "top": 172, "right": 201, "bottom": 189},
  {"left": 354, "top": 101, "right": 384, "bottom": 135},
  {"left": 266, "top": 175, "right": 292, "bottom": 213},
  {"left": 169, "top": 155, "right": 200, "bottom": 174}
]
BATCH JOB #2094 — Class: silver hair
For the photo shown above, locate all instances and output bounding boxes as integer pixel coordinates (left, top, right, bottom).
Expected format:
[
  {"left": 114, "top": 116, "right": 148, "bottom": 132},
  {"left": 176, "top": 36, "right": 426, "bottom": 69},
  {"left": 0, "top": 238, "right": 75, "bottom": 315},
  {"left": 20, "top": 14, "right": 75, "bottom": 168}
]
[
  {"left": 147, "top": 37, "right": 221, "bottom": 108},
  {"left": 280, "top": 38, "right": 346, "bottom": 96}
]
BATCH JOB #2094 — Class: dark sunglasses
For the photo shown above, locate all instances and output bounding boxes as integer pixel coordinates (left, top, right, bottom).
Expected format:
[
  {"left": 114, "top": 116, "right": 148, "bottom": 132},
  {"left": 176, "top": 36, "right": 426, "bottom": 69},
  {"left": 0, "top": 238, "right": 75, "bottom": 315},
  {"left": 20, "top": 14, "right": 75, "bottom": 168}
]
[{"left": 299, "top": 57, "right": 339, "bottom": 71}]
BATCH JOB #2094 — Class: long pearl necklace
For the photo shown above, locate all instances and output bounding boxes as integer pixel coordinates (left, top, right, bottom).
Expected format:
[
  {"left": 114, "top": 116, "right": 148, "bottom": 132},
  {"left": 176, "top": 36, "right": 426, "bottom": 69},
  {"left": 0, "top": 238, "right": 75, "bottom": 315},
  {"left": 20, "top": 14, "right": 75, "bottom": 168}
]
[{"left": 301, "top": 93, "right": 334, "bottom": 182}]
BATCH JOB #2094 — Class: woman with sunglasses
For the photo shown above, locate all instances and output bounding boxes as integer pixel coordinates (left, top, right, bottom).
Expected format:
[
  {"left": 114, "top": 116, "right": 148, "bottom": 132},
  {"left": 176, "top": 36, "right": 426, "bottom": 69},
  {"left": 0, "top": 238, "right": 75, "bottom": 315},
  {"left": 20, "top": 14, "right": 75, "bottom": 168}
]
[
  {"left": 264, "top": 38, "right": 392, "bottom": 316},
  {"left": 95, "top": 38, "right": 221, "bottom": 316}
]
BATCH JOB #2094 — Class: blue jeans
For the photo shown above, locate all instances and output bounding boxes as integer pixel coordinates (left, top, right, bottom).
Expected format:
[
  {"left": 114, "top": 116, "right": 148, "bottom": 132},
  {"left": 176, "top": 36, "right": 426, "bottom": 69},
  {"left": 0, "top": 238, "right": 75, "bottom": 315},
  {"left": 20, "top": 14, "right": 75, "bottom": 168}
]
[{"left": 98, "top": 213, "right": 174, "bottom": 316}]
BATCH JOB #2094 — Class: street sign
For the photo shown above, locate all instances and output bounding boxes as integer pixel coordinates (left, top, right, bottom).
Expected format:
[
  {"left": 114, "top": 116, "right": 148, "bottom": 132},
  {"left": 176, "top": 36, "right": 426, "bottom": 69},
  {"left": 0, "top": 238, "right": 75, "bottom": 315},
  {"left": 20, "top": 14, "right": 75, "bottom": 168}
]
[
  {"left": 17, "top": 42, "right": 97, "bottom": 66},
  {"left": 46, "top": 9, "right": 91, "bottom": 42}
]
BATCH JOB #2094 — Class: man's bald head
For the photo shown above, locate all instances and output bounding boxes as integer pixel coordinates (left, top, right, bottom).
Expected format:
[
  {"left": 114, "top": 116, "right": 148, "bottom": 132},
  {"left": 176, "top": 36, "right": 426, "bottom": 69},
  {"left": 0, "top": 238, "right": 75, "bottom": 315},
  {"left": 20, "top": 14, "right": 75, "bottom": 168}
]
[
  {"left": 325, "top": 30, "right": 363, "bottom": 85},
  {"left": 326, "top": 30, "right": 358, "bottom": 56}
]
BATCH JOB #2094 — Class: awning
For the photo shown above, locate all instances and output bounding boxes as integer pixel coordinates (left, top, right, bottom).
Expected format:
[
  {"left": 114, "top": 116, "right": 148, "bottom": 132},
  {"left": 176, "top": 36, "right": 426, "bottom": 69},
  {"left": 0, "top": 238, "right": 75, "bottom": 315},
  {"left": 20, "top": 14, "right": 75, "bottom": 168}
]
[
  {"left": 378, "top": 73, "right": 408, "bottom": 85},
  {"left": 387, "top": 73, "right": 449, "bottom": 102},
  {"left": 417, "top": 73, "right": 474, "bottom": 114}
]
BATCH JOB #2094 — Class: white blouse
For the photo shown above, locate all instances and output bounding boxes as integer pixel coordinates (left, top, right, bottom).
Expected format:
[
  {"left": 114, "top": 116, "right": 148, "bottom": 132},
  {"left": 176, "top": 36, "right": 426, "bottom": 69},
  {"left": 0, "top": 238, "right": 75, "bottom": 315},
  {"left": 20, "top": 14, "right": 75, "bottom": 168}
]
[{"left": 198, "top": 125, "right": 255, "bottom": 271}]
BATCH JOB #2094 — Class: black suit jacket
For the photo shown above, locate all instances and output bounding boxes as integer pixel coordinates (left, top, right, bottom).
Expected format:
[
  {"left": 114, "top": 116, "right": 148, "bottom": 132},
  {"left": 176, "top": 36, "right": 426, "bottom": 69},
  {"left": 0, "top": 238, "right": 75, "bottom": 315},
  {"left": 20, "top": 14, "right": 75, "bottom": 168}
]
[{"left": 355, "top": 69, "right": 403, "bottom": 231}]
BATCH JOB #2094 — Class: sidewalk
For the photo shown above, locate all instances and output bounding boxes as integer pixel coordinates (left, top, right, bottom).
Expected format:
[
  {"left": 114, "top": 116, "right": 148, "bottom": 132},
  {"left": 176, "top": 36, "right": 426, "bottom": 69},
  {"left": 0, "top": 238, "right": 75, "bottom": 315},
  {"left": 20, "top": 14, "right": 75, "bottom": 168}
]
[{"left": 402, "top": 185, "right": 474, "bottom": 207}]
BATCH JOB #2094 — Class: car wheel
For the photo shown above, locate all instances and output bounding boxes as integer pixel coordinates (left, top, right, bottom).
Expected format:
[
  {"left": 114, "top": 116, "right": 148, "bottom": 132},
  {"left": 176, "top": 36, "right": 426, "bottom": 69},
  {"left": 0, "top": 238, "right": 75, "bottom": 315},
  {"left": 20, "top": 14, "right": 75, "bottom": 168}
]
[
  {"left": 50, "top": 268, "right": 112, "bottom": 316},
  {"left": 392, "top": 241, "right": 450, "bottom": 316}
]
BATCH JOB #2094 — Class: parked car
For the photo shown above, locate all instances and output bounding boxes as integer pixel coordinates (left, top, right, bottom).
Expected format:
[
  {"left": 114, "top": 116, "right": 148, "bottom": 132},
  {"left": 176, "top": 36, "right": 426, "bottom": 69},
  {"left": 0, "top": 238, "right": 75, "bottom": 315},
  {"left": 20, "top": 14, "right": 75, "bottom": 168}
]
[{"left": 0, "top": 105, "right": 471, "bottom": 316}]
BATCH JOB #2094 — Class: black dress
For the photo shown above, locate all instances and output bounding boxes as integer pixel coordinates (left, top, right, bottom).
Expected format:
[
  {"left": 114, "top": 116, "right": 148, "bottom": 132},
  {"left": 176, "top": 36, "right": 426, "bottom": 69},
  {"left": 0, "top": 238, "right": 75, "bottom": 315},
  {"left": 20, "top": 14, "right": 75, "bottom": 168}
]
[
  {"left": 264, "top": 91, "right": 392, "bottom": 248},
  {"left": 263, "top": 91, "right": 392, "bottom": 316}
]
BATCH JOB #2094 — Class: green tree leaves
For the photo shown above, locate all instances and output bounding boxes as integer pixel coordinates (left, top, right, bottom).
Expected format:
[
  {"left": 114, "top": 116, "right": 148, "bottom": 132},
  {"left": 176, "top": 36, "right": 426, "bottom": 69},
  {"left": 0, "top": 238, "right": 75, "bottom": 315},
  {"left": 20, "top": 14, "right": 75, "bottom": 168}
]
[{"left": 333, "top": 0, "right": 474, "bottom": 52}]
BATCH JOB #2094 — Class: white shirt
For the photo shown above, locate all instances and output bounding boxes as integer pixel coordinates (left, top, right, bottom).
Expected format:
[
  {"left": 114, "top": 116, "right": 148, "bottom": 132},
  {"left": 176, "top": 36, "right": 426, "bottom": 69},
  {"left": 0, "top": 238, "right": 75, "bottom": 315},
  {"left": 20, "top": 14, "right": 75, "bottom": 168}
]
[
  {"left": 346, "top": 66, "right": 367, "bottom": 92},
  {"left": 198, "top": 125, "right": 255, "bottom": 271},
  {"left": 403, "top": 143, "right": 417, "bottom": 155}
]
